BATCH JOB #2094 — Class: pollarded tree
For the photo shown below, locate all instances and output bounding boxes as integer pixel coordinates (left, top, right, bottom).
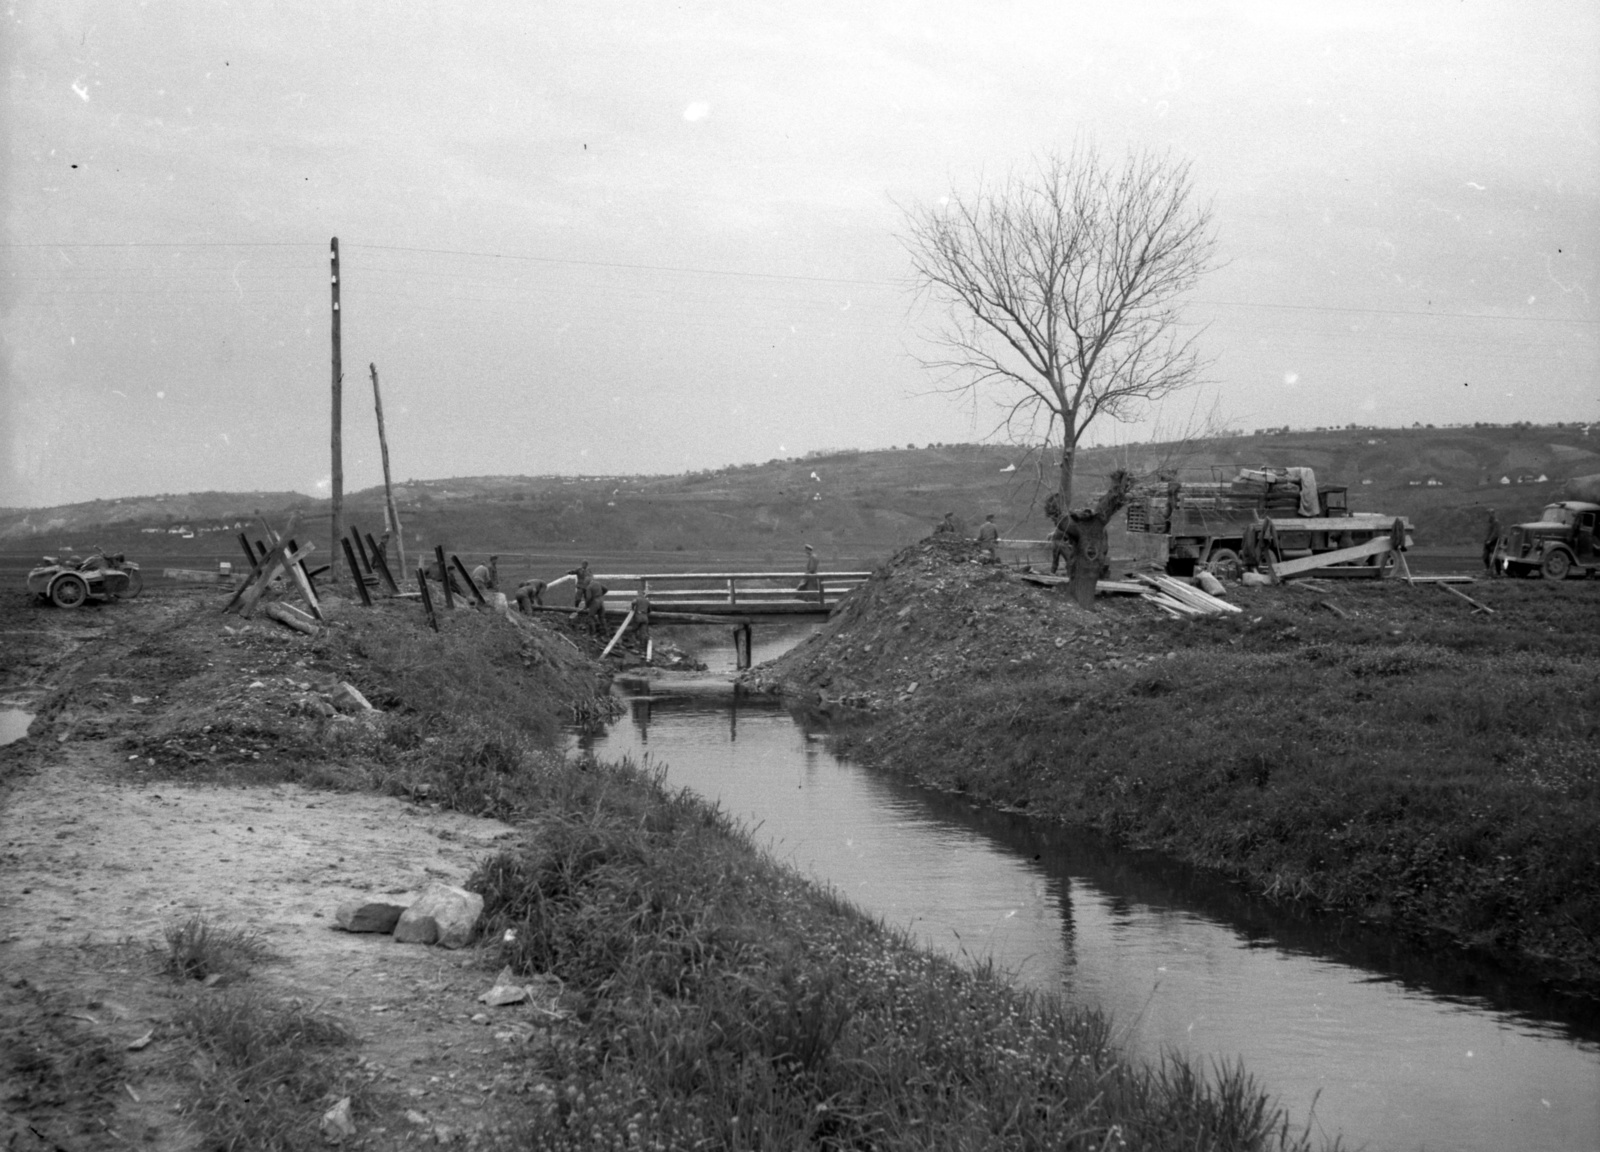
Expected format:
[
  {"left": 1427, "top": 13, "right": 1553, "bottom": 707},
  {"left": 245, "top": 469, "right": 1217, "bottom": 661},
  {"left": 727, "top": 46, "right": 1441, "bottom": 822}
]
[{"left": 902, "top": 144, "right": 1217, "bottom": 516}]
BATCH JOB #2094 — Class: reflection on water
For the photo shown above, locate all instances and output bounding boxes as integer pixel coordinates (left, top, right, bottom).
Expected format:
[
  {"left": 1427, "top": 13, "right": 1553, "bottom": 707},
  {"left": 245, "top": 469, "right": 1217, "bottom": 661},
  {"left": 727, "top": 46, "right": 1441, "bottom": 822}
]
[{"left": 578, "top": 688, "right": 1600, "bottom": 1152}]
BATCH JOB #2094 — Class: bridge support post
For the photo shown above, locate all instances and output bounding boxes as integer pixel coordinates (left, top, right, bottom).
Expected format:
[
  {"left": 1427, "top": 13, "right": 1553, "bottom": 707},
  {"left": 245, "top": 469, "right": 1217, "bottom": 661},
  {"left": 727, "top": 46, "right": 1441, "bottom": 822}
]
[{"left": 733, "top": 623, "right": 753, "bottom": 670}]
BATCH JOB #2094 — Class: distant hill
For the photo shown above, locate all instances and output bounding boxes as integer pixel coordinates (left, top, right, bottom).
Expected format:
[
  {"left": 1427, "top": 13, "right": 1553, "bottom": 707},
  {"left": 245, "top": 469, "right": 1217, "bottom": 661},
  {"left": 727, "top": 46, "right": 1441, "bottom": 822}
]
[{"left": 3, "top": 424, "right": 1596, "bottom": 558}]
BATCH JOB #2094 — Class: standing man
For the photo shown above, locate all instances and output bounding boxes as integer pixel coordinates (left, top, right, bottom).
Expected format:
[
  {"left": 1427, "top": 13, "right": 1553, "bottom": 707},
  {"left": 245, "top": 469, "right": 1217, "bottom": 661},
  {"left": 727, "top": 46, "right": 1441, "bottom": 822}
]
[
  {"left": 976, "top": 514, "right": 1000, "bottom": 560},
  {"left": 629, "top": 586, "right": 652, "bottom": 650},
  {"left": 797, "top": 544, "right": 821, "bottom": 592},
  {"left": 577, "top": 580, "right": 609, "bottom": 635},
  {"left": 571, "top": 560, "right": 592, "bottom": 608},
  {"left": 1483, "top": 510, "right": 1502, "bottom": 575},
  {"left": 470, "top": 555, "right": 499, "bottom": 592}
]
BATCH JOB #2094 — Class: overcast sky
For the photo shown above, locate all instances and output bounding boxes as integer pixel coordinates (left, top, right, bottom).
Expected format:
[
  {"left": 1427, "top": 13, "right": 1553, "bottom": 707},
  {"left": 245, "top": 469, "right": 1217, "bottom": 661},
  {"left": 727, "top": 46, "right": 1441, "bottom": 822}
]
[{"left": 3, "top": 0, "right": 1596, "bottom": 507}]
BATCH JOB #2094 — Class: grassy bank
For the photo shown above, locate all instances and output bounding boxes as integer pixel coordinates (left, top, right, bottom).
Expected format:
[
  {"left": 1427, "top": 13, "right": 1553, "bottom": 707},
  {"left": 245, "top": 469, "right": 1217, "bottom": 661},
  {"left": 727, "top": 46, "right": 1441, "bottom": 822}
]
[
  {"left": 792, "top": 550, "right": 1600, "bottom": 995},
  {"left": 336, "top": 601, "right": 1329, "bottom": 1148},
  {"left": 66, "top": 589, "right": 1330, "bottom": 1148}
]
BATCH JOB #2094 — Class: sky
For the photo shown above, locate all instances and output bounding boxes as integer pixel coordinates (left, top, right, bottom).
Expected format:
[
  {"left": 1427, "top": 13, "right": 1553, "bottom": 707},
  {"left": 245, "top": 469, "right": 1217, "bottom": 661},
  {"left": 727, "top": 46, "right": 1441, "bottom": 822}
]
[{"left": 3, "top": 0, "right": 1597, "bottom": 508}]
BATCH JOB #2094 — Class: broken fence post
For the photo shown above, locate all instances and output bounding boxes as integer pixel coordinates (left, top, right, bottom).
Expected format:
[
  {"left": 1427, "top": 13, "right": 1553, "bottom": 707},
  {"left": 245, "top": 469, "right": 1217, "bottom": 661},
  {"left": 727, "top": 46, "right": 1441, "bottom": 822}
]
[
  {"left": 341, "top": 538, "right": 372, "bottom": 606},
  {"left": 416, "top": 567, "right": 439, "bottom": 631}
]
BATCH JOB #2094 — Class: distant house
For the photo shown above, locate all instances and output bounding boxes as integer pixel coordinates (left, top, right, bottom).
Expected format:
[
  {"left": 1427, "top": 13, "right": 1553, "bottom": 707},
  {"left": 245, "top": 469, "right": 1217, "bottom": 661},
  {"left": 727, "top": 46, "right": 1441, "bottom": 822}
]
[
  {"left": 1536, "top": 473, "right": 1548, "bottom": 482},
  {"left": 1500, "top": 476, "right": 1511, "bottom": 485},
  {"left": 1407, "top": 480, "right": 1422, "bottom": 487},
  {"left": 1361, "top": 478, "right": 1373, "bottom": 485},
  {"left": 1425, "top": 478, "right": 1442, "bottom": 487}
]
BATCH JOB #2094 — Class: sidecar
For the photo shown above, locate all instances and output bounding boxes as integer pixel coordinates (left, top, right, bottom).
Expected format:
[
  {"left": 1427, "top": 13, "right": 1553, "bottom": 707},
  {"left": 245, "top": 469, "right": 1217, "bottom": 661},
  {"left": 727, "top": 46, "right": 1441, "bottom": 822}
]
[{"left": 26, "top": 557, "right": 135, "bottom": 608}]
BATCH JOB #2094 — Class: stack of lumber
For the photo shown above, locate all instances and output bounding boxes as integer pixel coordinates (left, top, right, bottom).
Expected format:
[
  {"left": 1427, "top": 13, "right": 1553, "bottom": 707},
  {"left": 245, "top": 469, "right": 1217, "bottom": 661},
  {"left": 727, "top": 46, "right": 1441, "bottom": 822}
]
[{"left": 1134, "top": 573, "right": 1243, "bottom": 618}]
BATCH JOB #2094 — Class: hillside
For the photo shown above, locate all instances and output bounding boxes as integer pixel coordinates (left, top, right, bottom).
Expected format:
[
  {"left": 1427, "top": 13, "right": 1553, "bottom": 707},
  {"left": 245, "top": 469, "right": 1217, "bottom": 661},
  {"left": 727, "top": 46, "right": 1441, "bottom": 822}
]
[{"left": 3, "top": 424, "right": 1596, "bottom": 556}]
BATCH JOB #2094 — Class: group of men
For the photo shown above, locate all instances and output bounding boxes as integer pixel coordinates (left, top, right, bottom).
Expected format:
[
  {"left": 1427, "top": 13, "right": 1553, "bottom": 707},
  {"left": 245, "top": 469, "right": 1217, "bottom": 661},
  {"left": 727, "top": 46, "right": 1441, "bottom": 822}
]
[{"left": 934, "top": 511, "right": 1003, "bottom": 560}]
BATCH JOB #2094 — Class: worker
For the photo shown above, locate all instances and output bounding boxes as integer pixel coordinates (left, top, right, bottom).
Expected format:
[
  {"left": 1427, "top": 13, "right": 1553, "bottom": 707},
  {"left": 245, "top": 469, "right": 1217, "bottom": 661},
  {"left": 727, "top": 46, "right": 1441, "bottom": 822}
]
[
  {"left": 976, "top": 514, "right": 1000, "bottom": 559},
  {"left": 570, "top": 560, "right": 592, "bottom": 607},
  {"left": 935, "top": 511, "right": 959, "bottom": 536},
  {"left": 797, "top": 544, "right": 821, "bottom": 592},
  {"left": 1050, "top": 521, "right": 1073, "bottom": 574},
  {"left": 514, "top": 577, "right": 546, "bottom": 614},
  {"left": 629, "top": 587, "right": 651, "bottom": 648},
  {"left": 578, "top": 580, "right": 609, "bottom": 635},
  {"left": 1483, "top": 510, "right": 1502, "bottom": 575},
  {"left": 470, "top": 555, "right": 499, "bottom": 592}
]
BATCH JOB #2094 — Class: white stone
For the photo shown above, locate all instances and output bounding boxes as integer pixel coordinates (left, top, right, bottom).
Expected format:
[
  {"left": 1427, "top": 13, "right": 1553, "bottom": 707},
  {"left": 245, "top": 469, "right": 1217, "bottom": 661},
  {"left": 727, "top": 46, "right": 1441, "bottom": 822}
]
[{"left": 392, "top": 882, "right": 482, "bottom": 949}]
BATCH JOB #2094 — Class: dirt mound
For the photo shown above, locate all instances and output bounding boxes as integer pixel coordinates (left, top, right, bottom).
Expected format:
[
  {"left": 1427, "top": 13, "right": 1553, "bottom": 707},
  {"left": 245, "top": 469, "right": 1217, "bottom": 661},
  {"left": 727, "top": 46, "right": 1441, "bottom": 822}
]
[{"left": 747, "top": 535, "right": 1173, "bottom": 710}]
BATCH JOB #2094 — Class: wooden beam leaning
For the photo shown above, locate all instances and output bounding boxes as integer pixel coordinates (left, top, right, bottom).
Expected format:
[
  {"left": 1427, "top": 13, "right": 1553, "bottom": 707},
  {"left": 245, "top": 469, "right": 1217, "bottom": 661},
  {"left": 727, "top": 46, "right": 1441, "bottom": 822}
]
[
  {"left": 221, "top": 519, "right": 299, "bottom": 614},
  {"left": 450, "top": 554, "right": 488, "bottom": 607},
  {"left": 342, "top": 538, "right": 372, "bottom": 606},
  {"left": 1440, "top": 583, "right": 1495, "bottom": 614},
  {"left": 1269, "top": 537, "right": 1394, "bottom": 580},
  {"left": 600, "top": 611, "right": 635, "bottom": 658},
  {"left": 281, "top": 542, "right": 324, "bottom": 620},
  {"left": 416, "top": 567, "right": 439, "bottom": 631},
  {"left": 364, "top": 533, "right": 400, "bottom": 594},
  {"left": 434, "top": 546, "right": 454, "bottom": 610},
  {"left": 238, "top": 543, "right": 313, "bottom": 619}
]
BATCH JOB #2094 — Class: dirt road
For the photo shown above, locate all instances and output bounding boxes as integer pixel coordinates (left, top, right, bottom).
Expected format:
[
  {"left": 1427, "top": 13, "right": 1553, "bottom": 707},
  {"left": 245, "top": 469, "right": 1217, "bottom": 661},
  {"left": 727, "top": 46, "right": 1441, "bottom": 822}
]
[{"left": 0, "top": 591, "right": 557, "bottom": 1149}]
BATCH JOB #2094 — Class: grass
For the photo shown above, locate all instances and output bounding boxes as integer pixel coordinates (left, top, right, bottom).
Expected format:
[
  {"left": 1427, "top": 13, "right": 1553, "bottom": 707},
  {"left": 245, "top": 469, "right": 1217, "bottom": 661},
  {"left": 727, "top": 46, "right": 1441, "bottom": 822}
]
[
  {"left": 836, "top": 578, "right": 1600, "bottom": 991},
  {"left": 172, "top": 989, "right": 368, "bottom": 1151},
  {"left": 467, "top": 754, "right": 1330, "bottom": 1151},
  {"left": 160, "top": 916, "right": 277, "bottom": 982}
]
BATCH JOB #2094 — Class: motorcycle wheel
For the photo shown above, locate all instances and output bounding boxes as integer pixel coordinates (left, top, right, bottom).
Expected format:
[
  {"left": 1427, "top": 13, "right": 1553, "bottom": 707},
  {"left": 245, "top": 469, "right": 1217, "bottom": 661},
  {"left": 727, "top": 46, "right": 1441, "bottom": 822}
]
[
  {"left": 122, "top": 568, "right": 144, "bottom": 598},
  {"left": 51, "top": 573, "right": 89, "bottom": 609}
]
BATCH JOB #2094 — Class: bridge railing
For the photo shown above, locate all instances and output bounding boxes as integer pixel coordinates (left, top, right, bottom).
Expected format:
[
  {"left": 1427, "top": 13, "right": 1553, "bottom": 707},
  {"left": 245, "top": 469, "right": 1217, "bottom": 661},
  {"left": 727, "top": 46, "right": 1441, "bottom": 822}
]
[{"left": 591, "top": 570, "right": 871, "bottom": 609}]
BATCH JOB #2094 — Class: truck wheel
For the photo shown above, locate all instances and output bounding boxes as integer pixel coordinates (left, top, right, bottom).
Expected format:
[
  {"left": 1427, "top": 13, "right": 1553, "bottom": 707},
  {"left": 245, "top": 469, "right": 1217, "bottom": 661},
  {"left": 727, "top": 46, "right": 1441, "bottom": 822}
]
[
  {"left": 51, "top": 573, "right": 89, "bottom": 609},
  {"left": 1541, "top": 551, "right": 1572, "bottom": 581},
  {"left": 1206, "top": 548, "right": 1243, "bottom": 579}
]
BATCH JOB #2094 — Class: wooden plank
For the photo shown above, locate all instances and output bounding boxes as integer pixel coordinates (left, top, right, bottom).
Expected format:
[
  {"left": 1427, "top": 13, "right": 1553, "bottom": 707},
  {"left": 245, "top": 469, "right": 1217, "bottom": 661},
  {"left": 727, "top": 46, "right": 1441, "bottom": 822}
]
[
  {"left": 224, "top": 535, "right": 295, "bottom": 615},
  {"left": 1270, "top": 536, "right": 1394, "bottom": 579},
  {"left": 238, "top": 543, "right": 312, "bottom": 619},
  {"left": 416, "top": 567, "right": 439, "bottom": 631},
  {"left": 450, "top": 554, "right": 488, "bottom": 607},
  {"left": 599, "top": 611, "right": 635, "bottom": 658},
  {"left": 342, "top": 538, "right": 372, "bottom": 606},
  {"left": 364, "top": 533, "right": 400, "bottom": 594},
  {"left": 282, "top": 543, "right": 324, "bottom": 620},
  {"left": 262, "top": 601, "right": 319, "bottom": 636},
  {"left": 1440, "top": 583, "right": 1495, "bottom": 614},
  {"left": 1260, "top": 516, "right": 1413, "bottom": 532},
  {"left": 1137, "top": 573, "right": 1241, "bottom": 614},
  {"left": 1144, "top": 591, "right": 1202, "bottom": 616},
  {"left": 590, "top": 571, "right": 871, "bottom": 583},
  {"left": 435, "top": 546, "right": 455, "bottom": 610}
]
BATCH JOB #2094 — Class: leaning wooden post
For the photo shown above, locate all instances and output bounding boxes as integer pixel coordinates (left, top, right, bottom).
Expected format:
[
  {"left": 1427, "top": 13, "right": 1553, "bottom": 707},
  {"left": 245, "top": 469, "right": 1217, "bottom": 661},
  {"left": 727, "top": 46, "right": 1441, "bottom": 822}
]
[
  {"left": 434, "top": 545, "right": 455, "bottom": 610},
  {"left": 450, "top": 554, "right": 488, "bottom": 607},
  {"left": 600, "top": 611, "right": 635, "bottom": 658},
  {"left": 369, "top": 363, "right": 406, "bottom": 579},
  {"left": 416, "top": 567, "right": 439, "bottom": 631},
  {"left": 348, "top": 522, "right": 373, "bottom": 574},
  {"left": 364, "top": 532, "right": 400, "bottom": 594},
  {"left": 341, "top": 538, "right": 372, "bottom": 606},
  {"left": 330, "top": 236, "right": 344, "bottom": 582}
]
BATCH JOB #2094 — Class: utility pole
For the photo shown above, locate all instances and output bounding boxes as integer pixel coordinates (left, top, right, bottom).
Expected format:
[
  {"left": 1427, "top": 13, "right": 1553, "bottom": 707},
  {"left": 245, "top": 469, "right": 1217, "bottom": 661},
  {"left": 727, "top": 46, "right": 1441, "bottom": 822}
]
[
  {"left": 330, "top": 237, "right": 343, "bottom": 580},
  {"left": 370, "top": 362, "right": 406, "bottom": 577}
]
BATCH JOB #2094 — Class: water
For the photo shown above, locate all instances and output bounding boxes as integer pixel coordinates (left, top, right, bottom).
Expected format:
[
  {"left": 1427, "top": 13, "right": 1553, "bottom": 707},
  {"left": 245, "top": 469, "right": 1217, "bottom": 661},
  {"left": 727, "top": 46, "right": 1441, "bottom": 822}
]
[
  {"left": 0, "top": 708, "right": 34, "bottom": 747},
  {"left": 577, "top": 670, "right": 1600, "bottom": 1151}
]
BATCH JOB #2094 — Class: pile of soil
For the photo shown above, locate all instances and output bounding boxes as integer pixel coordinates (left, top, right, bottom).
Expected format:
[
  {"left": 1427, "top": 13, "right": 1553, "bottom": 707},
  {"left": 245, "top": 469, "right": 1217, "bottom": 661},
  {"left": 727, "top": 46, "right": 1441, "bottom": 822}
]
[{"left": 747, "top": 535, "right": 1177, "bottom": 708}]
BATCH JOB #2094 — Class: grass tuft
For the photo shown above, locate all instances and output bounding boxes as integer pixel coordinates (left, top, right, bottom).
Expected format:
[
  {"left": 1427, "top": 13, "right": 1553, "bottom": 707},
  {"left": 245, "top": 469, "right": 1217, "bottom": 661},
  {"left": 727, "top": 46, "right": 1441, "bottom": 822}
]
[{"left": 160, "top": 916, "right": 276, "bottom": 982}]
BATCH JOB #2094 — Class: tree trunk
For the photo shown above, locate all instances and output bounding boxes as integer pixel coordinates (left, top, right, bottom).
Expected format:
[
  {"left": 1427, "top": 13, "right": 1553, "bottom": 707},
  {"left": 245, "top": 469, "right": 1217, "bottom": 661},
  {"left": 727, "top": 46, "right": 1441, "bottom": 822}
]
[{"left": 1067, "top": 469, "right": 1135, "bottom": 610}]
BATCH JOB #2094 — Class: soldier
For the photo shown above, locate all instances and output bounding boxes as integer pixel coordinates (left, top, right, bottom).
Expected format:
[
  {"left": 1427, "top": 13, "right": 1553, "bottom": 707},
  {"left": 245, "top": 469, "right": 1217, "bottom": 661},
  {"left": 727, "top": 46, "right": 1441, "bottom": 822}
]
[
  {"left": 976, "top": 514, "right": 1000, "bottom": 559},
  {"left": 514, "top": 577, "right": 546, "bottom": 614},
  {"left": 570, "top": 560, "right": 592, "bottom": 608},
  {"left": 578, "top": 580, "right": 609, "bottom": 635},
  {"left": 629, "top": 587, "right": 651, "bottom": 648},
  {"left": 1483, "top": 510, "right": 1502, "bottom": 575},
  {"left": 470, "top": 555, "right": 499, "bottom": 592},
  {"left": 797, "top": 544, "right": 821, "bottom": 592}
]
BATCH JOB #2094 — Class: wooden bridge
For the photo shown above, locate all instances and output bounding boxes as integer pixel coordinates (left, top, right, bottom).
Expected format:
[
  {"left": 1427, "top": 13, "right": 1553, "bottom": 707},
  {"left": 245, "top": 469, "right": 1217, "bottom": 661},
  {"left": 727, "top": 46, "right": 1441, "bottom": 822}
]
[{"left": 581, "top": 570, "right": 871, "bottom": 621}]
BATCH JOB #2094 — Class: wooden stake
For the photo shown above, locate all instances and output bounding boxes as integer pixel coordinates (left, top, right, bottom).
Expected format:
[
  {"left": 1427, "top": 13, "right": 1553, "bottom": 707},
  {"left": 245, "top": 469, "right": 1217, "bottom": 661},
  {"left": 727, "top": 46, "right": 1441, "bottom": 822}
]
[
  {"left": 450, "top": 554, "right": 488, "bottom": 606},
  {"left": 348, "top": 523, "right": 373, "bottom": 573},
  {"left": 364, "top": 532, "right": 400, "bottom": 594},
  {"left": 434, "top": 546, "right": 454, "bottom": 610},
  {"left": 370, "top": 363, "right": 406, "bottom": 579},
  {"left": 342, "top": 538, "right": 372, "bottom": 606},
  {"left": 416, "top": 567, "right": 439, "bottom": 631},
  {"left": 1440, "top": 583, "right": 1495, "bottom": 614},
  {"left": 262, "top": 601, "right": 319, "bottom": 636}
]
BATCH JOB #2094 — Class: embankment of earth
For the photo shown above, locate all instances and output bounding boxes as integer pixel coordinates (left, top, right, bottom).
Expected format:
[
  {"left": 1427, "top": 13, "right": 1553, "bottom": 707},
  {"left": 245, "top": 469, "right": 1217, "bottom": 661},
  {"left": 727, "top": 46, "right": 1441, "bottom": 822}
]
[
  {"left": 1, "top": 586, "right": 1329, "bottom": 1150},
  {"left": 752, "top": 537, "right": 1600, "bottom": 997}
]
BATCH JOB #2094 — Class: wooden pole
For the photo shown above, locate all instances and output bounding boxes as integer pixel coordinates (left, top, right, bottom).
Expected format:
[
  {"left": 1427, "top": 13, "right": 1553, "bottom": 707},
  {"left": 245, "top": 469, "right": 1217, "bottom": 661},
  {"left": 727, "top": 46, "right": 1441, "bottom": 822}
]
[
  {"left": 348, "top": 522, "right": 372, "bottom": 573},
  {"left": 330, "top": 237, "right": 344, "bottom": 583},
  {"left": 434, "top": 545, "right": 455, "bottom": 610},
  {"left": 416, "top": 567, "right": 439, "bottom": 631},
  {"left": 341, "top": 538, "right": 372, "bottom": 606},
  {"left": 369, "top": 363, "right": 406, "bottom": 578}
]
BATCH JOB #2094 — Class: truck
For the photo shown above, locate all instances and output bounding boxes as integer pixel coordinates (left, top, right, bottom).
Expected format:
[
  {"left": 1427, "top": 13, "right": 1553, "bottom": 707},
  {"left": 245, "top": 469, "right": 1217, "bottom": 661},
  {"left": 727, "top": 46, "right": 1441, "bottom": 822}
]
[
  {"left": 1124, "top": 468, "right": 1413, "bottom": 578},
  {"left": 1498, "top": 501, "right": 1600, "bottom": 580}
]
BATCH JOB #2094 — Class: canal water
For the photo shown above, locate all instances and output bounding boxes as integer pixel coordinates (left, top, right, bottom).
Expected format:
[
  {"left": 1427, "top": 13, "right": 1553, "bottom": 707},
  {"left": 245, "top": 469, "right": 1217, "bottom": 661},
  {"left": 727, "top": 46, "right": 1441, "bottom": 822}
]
[{"left": 576, "top": 632, "right": 1600, "bottom": 1152}]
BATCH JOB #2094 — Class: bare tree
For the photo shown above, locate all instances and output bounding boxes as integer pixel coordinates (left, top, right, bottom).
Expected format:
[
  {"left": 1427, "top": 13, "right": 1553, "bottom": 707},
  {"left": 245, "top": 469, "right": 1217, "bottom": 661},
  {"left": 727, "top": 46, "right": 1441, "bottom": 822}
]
[{"left": 903, "top": 143, "right": 1218, "bottom": 516}]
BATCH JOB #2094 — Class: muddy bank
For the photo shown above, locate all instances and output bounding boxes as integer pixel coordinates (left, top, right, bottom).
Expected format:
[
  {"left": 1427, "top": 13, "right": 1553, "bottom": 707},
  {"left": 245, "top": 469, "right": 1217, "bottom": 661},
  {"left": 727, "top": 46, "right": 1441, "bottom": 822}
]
[{"left": 753, "top": 538, "right": 1600, "bottom": 996}]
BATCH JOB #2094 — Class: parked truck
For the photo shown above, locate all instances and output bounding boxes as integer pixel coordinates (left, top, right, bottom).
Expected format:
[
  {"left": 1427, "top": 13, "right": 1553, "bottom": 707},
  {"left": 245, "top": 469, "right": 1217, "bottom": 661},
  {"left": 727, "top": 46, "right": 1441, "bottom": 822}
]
[
  {"left": 1124, "top": 468, "right": 1413, "bottom": 577},
  {"left": 1498, "top": 501, "right": 1600, "bottom": 580}
]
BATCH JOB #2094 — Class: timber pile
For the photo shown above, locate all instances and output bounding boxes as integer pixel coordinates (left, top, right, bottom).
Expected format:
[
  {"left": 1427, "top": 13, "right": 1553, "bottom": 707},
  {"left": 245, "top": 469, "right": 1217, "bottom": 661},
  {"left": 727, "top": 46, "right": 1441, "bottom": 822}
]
[
  {"left": 222, "top": 514, "right": 324, "bottom": 635},
  {"left": 1134, "top": 573, "right": 1242, "bottom": 618},
  {"left": 1018, "top": 571, "right": 1239, "bottom": 618}
]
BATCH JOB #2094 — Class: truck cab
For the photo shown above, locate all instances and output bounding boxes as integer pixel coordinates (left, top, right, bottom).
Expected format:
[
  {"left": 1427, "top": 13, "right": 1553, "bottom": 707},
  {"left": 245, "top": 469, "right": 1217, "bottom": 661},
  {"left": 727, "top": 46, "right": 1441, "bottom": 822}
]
[{"left": 1500, "top": 501, "right": 1600, "bottom": 580}]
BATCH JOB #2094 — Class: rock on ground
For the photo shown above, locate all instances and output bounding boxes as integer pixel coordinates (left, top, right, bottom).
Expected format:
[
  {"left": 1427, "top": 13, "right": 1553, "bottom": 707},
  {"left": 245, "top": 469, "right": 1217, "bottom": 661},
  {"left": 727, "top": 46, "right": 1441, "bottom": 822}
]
[{"left": 393, "top": 882, "right": 484, "bottom": 948}]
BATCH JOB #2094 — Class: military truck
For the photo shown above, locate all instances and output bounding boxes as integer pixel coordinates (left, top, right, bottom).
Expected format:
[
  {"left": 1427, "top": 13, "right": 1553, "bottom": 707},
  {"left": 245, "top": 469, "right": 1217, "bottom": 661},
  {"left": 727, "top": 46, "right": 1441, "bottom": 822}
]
[
  {"left": 1124, "top": 468, "right": 1412, "bottom": 577},
  {"left": 1499, "top": 501, "right": 1600, "bottom": 580}
]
